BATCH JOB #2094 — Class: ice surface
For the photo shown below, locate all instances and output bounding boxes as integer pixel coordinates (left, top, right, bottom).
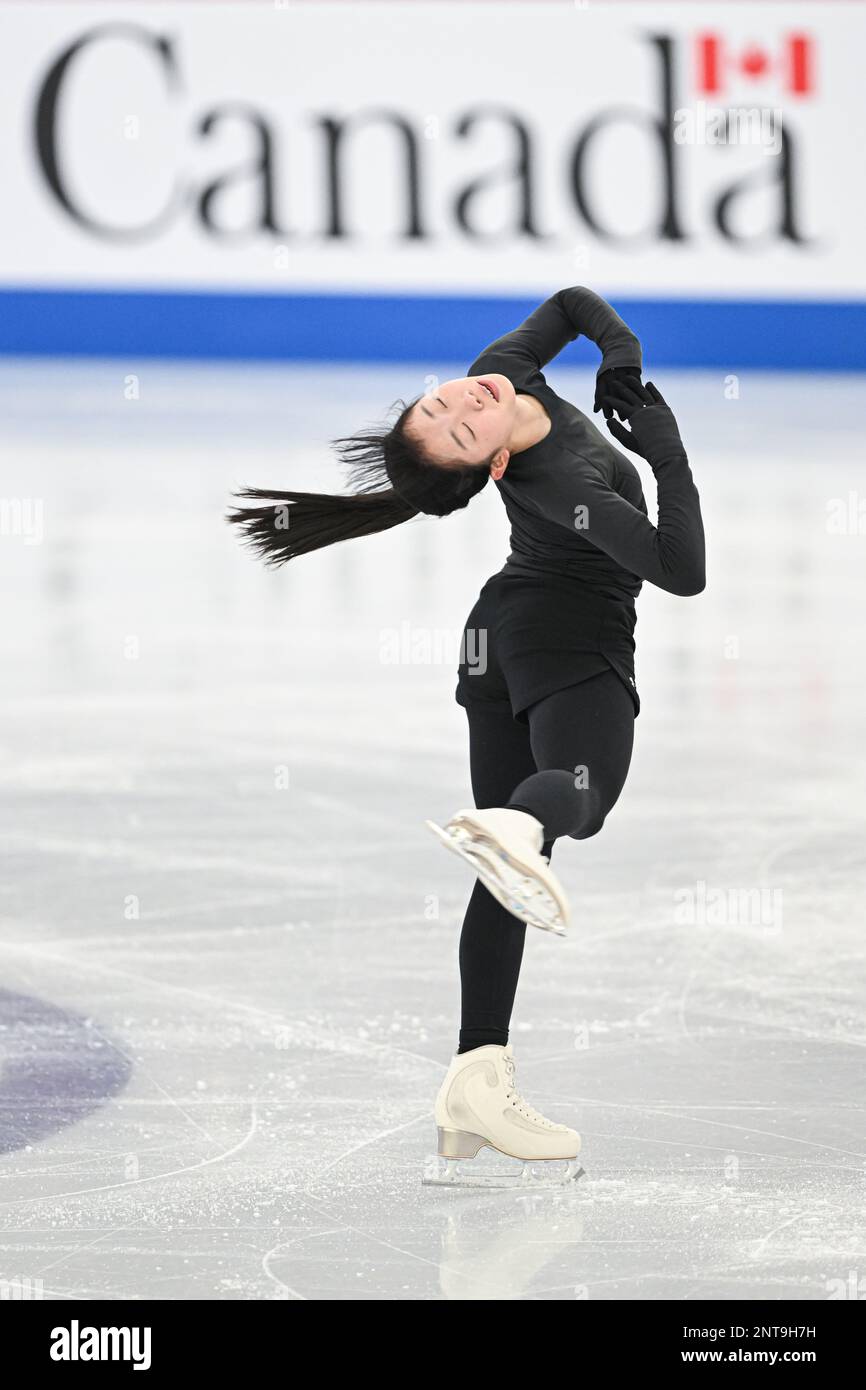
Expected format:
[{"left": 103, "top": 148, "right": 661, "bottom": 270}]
[{"left": 0, "top": 361, "right": 864, "bottom": 1300}]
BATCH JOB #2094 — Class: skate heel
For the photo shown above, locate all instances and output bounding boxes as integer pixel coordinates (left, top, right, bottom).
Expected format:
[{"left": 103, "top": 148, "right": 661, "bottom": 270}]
[{"left": 437, "top": 1127, "right": 488, "bottom": 1159}]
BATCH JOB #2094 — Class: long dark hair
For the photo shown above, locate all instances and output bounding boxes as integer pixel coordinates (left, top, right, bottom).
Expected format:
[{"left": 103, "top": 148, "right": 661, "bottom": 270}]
[{"left": 227, "top": 398, "right": 490, "bottom": 566}]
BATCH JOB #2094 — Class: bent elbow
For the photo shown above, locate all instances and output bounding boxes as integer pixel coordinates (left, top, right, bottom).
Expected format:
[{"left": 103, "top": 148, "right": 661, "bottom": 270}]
[
  {"left": 664, "top": 546, "right": 706, "bottom": 596},
  {"left": 680, "top": 571, "right": 706, "bottom": 597},
  {"left": 664, "top": 567, "right": 706, "bottom": 597}
]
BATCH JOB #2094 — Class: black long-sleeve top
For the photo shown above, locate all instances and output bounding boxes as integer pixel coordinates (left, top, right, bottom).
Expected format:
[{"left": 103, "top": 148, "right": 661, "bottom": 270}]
[{"left": 467, "top": 287, "right": 706, "bottom": 601}]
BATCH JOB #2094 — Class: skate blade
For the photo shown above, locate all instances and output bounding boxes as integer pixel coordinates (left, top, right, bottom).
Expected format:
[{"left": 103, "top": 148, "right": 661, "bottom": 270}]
[
  {"left": 422, "top": 1151, "right": 585, "bottom": 1191},
  {"left": 443, "top": 818, "right": 569, "bottom": 931},
  {"left": 425, "top": 820, "right": 566, "bottom": 935}
]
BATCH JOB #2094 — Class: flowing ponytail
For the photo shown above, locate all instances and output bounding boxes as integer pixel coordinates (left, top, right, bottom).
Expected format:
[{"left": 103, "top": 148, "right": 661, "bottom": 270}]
[
  {"left": 227, "top": 485, "right": 416, "bottom": 566},
  {"left": 227, "top": 397, "right": 489, "bottom": 566}
]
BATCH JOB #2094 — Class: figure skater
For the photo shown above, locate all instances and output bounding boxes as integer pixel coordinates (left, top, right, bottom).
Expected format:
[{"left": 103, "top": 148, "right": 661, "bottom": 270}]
[{"left": 229, "top": 287, "right": 705, "bottom": 1180}]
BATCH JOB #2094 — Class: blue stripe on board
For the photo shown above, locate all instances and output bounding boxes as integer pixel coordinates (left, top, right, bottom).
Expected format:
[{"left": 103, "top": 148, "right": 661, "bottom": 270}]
[{"left": 0, "top": 287, "right": 861, "bottom": 369}]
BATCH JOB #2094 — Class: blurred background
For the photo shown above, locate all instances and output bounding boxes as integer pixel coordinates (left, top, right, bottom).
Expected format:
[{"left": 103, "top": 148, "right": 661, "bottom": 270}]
[{"left": 1, "top": 0, "right": 864, "bottom": 1302}]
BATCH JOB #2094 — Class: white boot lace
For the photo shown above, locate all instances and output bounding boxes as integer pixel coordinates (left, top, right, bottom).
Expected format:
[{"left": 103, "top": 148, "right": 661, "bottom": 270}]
[{"left": 502, "top": 1054, "right": 557, "bottom": 1130}]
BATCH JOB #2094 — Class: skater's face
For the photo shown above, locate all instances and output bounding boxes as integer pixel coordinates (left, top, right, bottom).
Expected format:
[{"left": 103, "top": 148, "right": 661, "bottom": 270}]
[{"left": 406, "top": 374, "right": 516, "bottom": 476}]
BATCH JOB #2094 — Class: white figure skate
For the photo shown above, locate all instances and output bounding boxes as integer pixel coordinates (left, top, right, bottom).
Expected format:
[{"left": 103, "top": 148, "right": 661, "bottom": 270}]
[
  {"left": 423, "top": 1044, "right": 584, "bottom": 1189},
  {"left": 425, "top": 807, "right": 570, "bottom": 934}
]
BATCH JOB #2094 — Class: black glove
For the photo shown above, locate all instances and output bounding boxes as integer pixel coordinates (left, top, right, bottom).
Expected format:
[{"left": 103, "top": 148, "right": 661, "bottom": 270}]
[
  {"left": 594, "top": 365, "right": 643, "bottom": 421},
  {"left": 604, "top": 380, "right": 686, "bottom": 464}
]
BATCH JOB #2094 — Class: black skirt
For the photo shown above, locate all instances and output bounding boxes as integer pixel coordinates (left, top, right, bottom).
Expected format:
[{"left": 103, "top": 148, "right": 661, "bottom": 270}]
[{"left": 455, "top": 567, "right": 640, "bottom": 723}]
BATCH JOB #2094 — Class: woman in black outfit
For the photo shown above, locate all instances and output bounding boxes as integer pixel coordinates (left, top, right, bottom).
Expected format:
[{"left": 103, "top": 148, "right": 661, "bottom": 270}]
[{"left": 230, "top": 288, "right": 705, "bottom": 1178}]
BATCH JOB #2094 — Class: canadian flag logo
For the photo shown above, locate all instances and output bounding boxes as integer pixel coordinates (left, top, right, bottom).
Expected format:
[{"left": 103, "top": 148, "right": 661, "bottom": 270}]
[{"left": 696, "top": 34, "right": 815, "bottom": 97}]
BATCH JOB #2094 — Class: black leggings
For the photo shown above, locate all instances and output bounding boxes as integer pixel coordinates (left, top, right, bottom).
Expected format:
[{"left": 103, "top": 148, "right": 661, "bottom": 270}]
[{"left": 458, "top": 669, "right": 635, "bottom": 1054}]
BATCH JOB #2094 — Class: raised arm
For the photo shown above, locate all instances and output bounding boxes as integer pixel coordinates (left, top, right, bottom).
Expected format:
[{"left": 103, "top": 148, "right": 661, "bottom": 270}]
[
  {"left": 470, "top": 286, "right": 642, "bottom": 378},
  {"left": 590, "top": 381, "right": 705, "bottom": 595},
  {"left": 520, "top": 381, "right": 706, "bottom": 597},
  {"left": 572, "top": 455, "right": 705, "bottom": 596}
]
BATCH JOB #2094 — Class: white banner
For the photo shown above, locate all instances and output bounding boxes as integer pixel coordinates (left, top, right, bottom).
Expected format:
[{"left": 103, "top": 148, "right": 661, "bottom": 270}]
[{"left": 1, "top": 1, "right": 862, "bottom": 298}]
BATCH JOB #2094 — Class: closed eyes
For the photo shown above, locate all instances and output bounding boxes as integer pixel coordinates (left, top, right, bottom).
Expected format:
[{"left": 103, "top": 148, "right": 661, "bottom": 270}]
[
  {"left": 435, "top": 399, "right": 475, "bottom": 442},
  {"left": 430, "top": 394, "right": 475, "bottom": 447}
]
